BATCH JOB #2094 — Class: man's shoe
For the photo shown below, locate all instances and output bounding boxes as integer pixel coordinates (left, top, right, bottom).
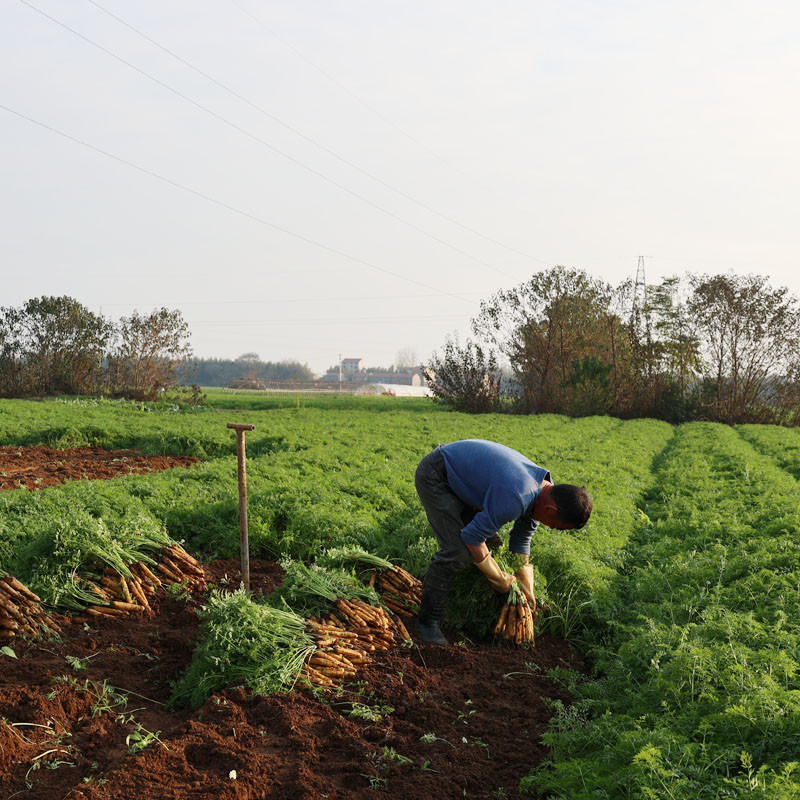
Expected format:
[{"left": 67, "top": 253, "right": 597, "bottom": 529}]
[
  {"left": 414, "top": 618, "right": 449, "bottom": 645},
  {"left": 416, "top": 568, "right": 451, "bottom": 645}
]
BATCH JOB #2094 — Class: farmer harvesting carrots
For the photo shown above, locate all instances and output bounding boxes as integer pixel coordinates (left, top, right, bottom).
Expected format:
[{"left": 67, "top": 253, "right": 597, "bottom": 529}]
[{"left": 414, "top": 439, "right": 593, "bottom": 645}]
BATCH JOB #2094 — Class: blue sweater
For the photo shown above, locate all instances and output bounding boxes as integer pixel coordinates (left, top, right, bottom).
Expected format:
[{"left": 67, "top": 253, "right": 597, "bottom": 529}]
[{"left": 439, "top": 439, "right": 551, "bottom": 555}]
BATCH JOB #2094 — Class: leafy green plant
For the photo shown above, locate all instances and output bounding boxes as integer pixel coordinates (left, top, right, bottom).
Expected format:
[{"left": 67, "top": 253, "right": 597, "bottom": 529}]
[
  {"left": 170, "top": 589, "right": 314, "bottom": 709},
  {"left": 420, "top": 733, "right": 456, "bottom": 747},
  {"left": 8, "top": 501, "right": 172, "bottom": 611},
  {"left": 165, "top": 580, "right": 192, "bottom": 602},
  {"left": 271, "top": 558, "right": 379, "bottom": 618},
  {"left": 317, "top": 547, "right": 393, "bottom": 571},
  {"left": 537, "top": 582, "right": 591, "bottom": 640},
  {"left": 375, "top": 746, "right": 413, "bottom": 767},
  {"left": 52, "top": 676, "right": 129, "bottom": 717}
]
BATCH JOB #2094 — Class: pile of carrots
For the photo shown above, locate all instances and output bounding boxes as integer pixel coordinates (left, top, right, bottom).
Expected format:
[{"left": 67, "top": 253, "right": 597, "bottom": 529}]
[
  {"left": 300, "top": 596, "right": 412, "bottom": 688},
  {"left": 494, "top": 581, "right": 537, "bottom": 647},
  {"left": 373, "top": 565, "right": 422, "bottom": 618},
  {"left": 155, "top": 544, "right": 207, "bottom": 591},
  {"left": 82, "top": 544, "right": 206, "bottom": 619},
  {"left": 0, "top": 574, "right": 60, "bottom": 640}
]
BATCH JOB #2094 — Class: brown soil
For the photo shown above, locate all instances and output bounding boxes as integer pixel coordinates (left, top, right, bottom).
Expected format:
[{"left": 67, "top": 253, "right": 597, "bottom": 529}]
[
  {"left": 0, "top": 446, "right": 199, "bottom": 491},
  {"left": 0, "top": 558, "right": 582, "bottom": 800}
]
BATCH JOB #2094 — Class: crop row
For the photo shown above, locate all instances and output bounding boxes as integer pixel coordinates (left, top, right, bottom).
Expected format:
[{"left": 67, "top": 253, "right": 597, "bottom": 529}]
[
  {"left": 527, "top": 422, "right": 800, "bottom": 798},
  {"left": 736, "top": 423, "right": 800, "bottom": 481}
]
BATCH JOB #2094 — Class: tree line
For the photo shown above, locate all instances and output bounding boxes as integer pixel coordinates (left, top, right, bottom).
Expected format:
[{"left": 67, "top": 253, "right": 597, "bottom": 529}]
[
  {"left": 0, "top": 296, "right": 193, "bottom": 401},
  {"left": 425, "top": 268, "right": 800, "bottom": 425},
  {"left": 193, "top": 354, "right": 313, "bottom": 386}
]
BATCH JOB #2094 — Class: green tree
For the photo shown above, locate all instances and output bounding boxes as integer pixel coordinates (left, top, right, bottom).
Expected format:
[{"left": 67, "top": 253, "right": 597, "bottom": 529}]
[
  {"left": 0, "top": 296, "right": 111, "bottom": 396},
  {"left": 107, "top": 308, "right": 193, "bottom": 399},
  {"left": 0, "top": 305, "right": 25, "bottom": 396},
  {"left": 624, "top": 276, "right": 703, "bottom": 420},
  {"left": 472, "top": 267, "right": 621, "bottom": 413},
  {"left": 191, "top": 357, "right": 314, "bottom": 386},
  {"left": 424, "top": 336, "right": 502, "bottom": 413},
  {"left": 647, "top": 277, "right": 702, "bottom": 392},
  {"left": 688, "top": 273, "right": 800, "bottom": 423}
]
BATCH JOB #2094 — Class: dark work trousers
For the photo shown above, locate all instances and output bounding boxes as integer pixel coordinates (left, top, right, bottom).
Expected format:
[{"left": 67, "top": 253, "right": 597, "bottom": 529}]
[{"left": 414, "top": 447, "right": 477, "bottom": 598}]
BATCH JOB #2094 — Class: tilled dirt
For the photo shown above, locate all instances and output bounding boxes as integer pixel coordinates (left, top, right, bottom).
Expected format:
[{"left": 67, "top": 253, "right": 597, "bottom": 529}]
[
  {"left": 0, "top": 558, "right": 582, "bottom": 800},
  {"left": 0, "top": 445, "right": 199, "bottom": 491}
]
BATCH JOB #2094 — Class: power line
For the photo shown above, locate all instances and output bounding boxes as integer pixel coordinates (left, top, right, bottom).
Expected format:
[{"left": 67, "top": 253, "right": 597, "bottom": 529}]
[
  {"left": 0, "top": 101, "right": 476, "bottom": 307},
  {"left": 226, "top": 0, "right": 461, "bottom": 169},
  {"left": 189, "top": 315, "right": 467, "bottom": 326},
  {"left": 91, "top": 292, "right": 482, "bottom": 307},
  {"left": 87, "top": 0, "right": 551, "bottom": 269},
  {"left": 18, "top": 0, "right": 521, "bottom": 283},
  {"left": 227, "top": 0, "right": 556, "bottom": 268}
]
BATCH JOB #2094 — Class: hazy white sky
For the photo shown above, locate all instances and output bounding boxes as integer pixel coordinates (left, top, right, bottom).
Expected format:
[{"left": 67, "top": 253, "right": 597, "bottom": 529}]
[{"left": 2, "top": 0, "right": 799, "bottom": 374}]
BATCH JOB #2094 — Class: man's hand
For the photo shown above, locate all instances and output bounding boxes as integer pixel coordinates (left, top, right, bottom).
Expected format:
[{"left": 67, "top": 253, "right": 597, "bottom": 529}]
[
  {"left": 514, "top": 564, "right": 535, "bottom": 605},
  {"left": 472, "top": 552, "right": 515, "bottom": 593},
  {"left": 508, "top": 552, "right": 534, "bottom": 604}
]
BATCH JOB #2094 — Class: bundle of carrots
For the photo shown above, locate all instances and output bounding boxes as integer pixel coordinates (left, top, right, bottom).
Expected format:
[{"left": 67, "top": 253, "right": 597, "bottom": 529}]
[
  {"left": 334, "top": 596, "right": 411, "bottom": 646},
  {"left": 155, "top": 544, "right": 207, "bottom": 591},
  {"left": 300, "top": 622, "right": 365, "bottom": 687},
  {"left": 83, "top": 544, "right": 206, "bottom": 619},
  {"left": 373, "top": 566, "right": 422, "bottom": 619},
  {"left": 493, "top": 580, "right": 537, "bottom": 647},
  {"left": 299, "top": 596, "right": 412, "bottom": 688},
  {"left": 0, "top": 574, "right": 61, "bottom": 639},
  {"left": 83, "top": 563, "right": 158, "bottom": 618}
]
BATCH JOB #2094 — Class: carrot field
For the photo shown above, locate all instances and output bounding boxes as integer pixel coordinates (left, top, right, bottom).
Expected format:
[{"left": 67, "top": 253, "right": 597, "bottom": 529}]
[{"left": 1, "top": 392, "right": 798, "bottom": 799}]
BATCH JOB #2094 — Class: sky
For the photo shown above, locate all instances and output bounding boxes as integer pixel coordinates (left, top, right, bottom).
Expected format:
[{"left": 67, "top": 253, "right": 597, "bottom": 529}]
[{"left": 2, "top": 0, "right": 799, "bottom": 375}]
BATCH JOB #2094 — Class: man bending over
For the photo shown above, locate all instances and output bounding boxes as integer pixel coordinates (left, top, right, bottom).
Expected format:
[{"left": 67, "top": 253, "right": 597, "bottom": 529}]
[{"left": 414, "top": 439, "right": 593, "bottom": 645}]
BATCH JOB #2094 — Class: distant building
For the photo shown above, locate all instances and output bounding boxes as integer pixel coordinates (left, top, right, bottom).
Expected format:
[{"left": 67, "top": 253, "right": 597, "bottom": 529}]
[
  {"left": 357, "top": 371, "right": 424, "bottom": 387},
  {"left": 341, "top": 358, "right": 365, "bottom": 373},
  {"left": 320, "top": 358, "right": 426, "bottom": 386}
]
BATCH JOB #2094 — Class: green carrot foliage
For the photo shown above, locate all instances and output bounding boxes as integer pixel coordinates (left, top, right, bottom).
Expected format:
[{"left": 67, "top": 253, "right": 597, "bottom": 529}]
[{"left": 169, "top": 589, "right": 314, "bottom": 710}]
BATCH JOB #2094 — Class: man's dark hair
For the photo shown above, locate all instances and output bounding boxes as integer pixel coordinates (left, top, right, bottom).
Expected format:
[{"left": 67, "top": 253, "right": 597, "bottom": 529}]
[{"left": 551, "top": 484, "right": 593, "bottom": 528}]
